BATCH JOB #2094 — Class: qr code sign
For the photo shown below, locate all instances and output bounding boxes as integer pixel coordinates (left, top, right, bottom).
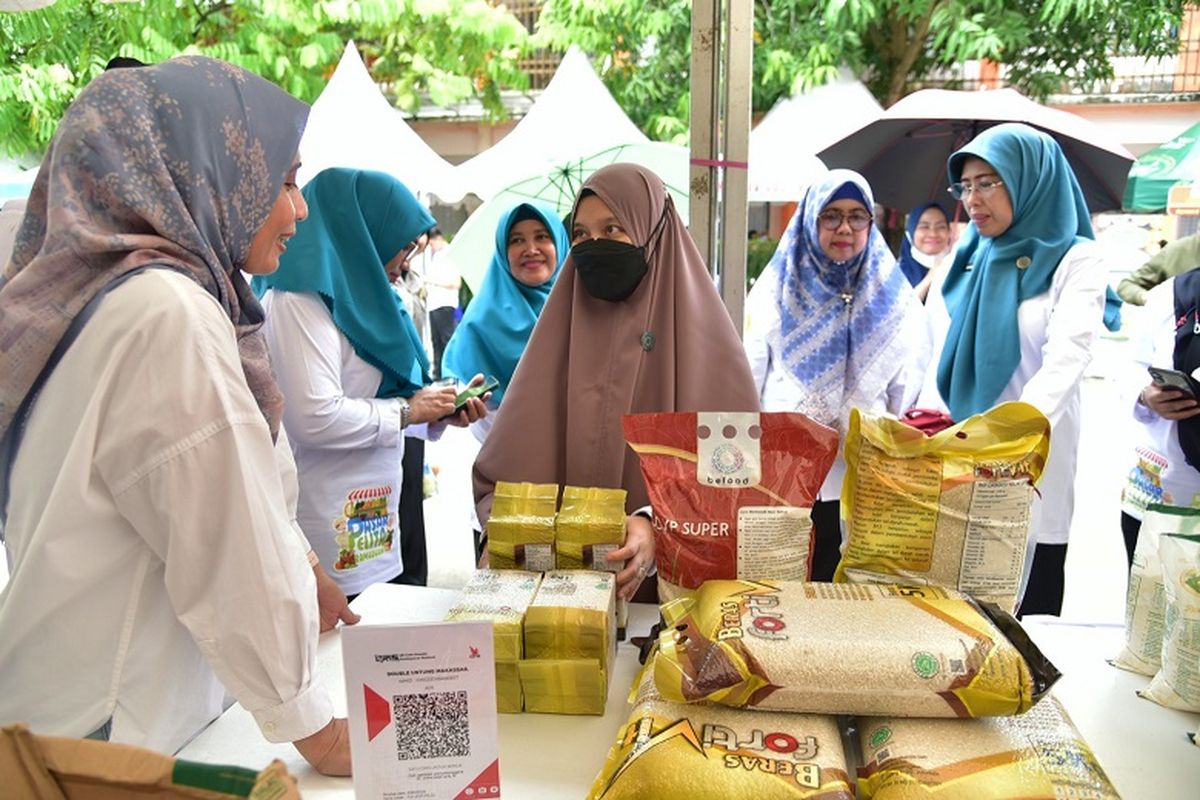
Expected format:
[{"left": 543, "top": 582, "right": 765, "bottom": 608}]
[{"left": 393, "top": 690, "right": 470, "bottom": 760}]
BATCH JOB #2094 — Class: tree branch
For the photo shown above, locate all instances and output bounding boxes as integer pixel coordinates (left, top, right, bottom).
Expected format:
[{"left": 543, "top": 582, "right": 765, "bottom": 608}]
[{"left": 885, "top": 0, "right": 944, "bottom": 105}]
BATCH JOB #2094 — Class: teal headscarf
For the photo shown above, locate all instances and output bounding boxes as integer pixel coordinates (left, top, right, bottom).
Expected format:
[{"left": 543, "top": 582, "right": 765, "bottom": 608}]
[
  {"left": 936, "top": 123, "right": 1110, "bottom": 420},
  {"left": 441, "top": 201, "right": 567, "bottom": 404},
  {"left": 252, "top": 167, "right": 434, "bottom": 398}
]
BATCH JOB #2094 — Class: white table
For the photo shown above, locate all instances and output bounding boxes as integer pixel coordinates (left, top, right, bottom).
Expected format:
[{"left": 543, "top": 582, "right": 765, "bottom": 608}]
[{"left": 178, "top": 586, "right": 1200, "bottom": 798}]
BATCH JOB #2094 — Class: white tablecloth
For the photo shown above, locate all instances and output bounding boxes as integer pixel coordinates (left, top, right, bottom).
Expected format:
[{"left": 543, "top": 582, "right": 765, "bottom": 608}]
[{"left": 177, "top": 585, "right": 1200, "bottom": 798}]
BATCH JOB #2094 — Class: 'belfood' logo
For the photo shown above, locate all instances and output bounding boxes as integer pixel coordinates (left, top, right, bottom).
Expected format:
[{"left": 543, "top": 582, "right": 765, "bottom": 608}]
[{"left": 696, "top": 412, "right": 762, "bottom": 487}]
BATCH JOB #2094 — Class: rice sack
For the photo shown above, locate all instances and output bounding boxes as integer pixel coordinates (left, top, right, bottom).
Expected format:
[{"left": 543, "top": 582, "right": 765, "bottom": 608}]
[
  {"left": 556, "top": 486, "right": 627, "bottom": 571},
  {"left": 857, "top": 696, "right": 1119, "bottom": 799},
  {"left": 1112, "top": 503, "right": 1176, "bottom": 675},
  {"left": 486, "top": 481, "right": 558, "bottom": 570},
  {"left": 654, "top": 579, "right": 1059, "bottom": 718},
  {"left": 623, "top": 411, "right": 838, "bottom": 602},
  {"left": 1141, "top": 532, "right": 1200, "bottom": 712},
  {"left": 836, "top": 402, "right": 1050, "bottom": 613},
  {"left": 586, "top": 661, "right": 853, "bottom": 800}
]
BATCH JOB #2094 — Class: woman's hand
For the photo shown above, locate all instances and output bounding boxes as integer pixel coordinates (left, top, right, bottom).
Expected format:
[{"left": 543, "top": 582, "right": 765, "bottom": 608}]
[
  {"left": 608, "top": 514, "right": 655, "bottom": 602},
  {"left": 408, "top": 384, "right": 458, "bottom": 425},
  {"left": 293, "top": 717, "right": 352, "bottom": 776},
  {"left": 1141, "top": 382, "right": 1200, "bottom": 421}
]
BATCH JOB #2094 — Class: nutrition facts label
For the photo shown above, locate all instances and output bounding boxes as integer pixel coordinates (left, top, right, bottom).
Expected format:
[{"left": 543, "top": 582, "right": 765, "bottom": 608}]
[
  {"left": 958, "top": 479, "right": 1032, "bottom": 599},
  {"left": 738, "top": 505, "right": 813, "bottom": 580}
]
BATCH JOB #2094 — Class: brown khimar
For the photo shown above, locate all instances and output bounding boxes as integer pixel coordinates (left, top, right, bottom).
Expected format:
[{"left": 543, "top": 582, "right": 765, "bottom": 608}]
[{"left": 473, "top": 162, "right": 761, "bottom": 522}]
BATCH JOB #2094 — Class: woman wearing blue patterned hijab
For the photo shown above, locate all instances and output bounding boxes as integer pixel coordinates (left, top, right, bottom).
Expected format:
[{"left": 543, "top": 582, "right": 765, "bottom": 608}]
[
  {"left": 441, "top": 200, "right": 568, "bottom": 428},
  {"left": 932, "top": 122, "right": 1110, "bottom": 617},
  {"left": 744, "top": 168, "right": 930, "bottom": 580}
]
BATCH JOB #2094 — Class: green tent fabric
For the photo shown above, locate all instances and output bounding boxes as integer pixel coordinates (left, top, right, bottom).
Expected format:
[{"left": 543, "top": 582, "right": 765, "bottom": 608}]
[{"left": 1124, "top": 121, "right": 1200, "bottom": 212}]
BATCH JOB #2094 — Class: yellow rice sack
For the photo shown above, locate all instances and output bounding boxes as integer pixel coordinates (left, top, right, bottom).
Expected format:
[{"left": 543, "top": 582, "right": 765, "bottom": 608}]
[
  {"left": 524, "top": 570, "right": 616, "bottom": 664},
  {"left": 444, "top": 569, "right": 542, "bottom": 661},
  {"left": 654, "top": 579, "right": 1058, "bottom": 718},
  {"left": 517, "top": 659, "right": 608, "bottom": 715},
  {"left": 1141, "top": 531, "right": 1200, "bottom": 711},
  {"left": 586, "top": 661, "right": 853, "bottom": 800},
  {"left": 836, "top": 402, "right": 1050, "bottom": 613},
  {"left": 556, "top": 486, "right": 627, "bottom": 571},
  {"left": 1112, "top": 504, "right": 1173, "bottom": 675},
  {"left": 857, "top": 696, "right": 1119, "bottom": 799},
  {"left": 486, "top": 481, "right": 557, "bottom": 570}
]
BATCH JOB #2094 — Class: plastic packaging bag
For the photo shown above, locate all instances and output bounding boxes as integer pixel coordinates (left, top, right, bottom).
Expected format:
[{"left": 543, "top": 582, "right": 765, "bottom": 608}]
[
  {"left": 1111, "top": 503, "right": 1175, "bottom": 675},
  {"left": 836, "top": 402, "right": 1050, "bottom": 613},
  {"left": 623, "top": 411, "right": 838, "bottom": 602},
  {"left": 486, "top": 481, "right": 557, "bottom": 570},
  {"left": 1141, "top": 531, "right": 1200, "bottom": 711}
]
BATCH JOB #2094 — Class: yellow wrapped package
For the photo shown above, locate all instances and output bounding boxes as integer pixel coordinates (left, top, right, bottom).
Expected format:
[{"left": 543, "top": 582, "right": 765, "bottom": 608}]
[
  {"left": 587, "top": 661, "right": 853, "bottom": 800},
  {"left": 517, "top": 659, "right": 609, "bottom": 715},
  {"left": 556, "top": 486, "right": 627, "bottom": 571},
  {"left": 444, "top": 569, "right": 542, "bottom": 714},
  {"left": 836, "top": 402, "right": 1050, "bottom": 613},
  {"left": 857, "top": 696, "right": 1119, "bottom": 798},
  {"left": 524, "top": 570, "right": 616, "bottom": 664},
  {"left": 654, "top": 580, "right": 1059, "bottom": 718},
  {"left": 444, "top": 569, "right": 542, "bottom": 660},
  {"left": 486, "top": 481, "right": 558, "bottom": 570}
]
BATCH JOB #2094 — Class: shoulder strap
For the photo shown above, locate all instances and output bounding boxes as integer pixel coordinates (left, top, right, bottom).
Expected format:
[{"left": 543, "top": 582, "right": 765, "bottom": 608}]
[{"left": 0, "top": 266, "right": 159, "bottom": 536}]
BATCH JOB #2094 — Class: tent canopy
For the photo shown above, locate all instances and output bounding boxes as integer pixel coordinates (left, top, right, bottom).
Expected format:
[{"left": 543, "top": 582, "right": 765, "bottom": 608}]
[
  {"left": 298, "top": 41, "right": 465, "bottom": 201},
  {"left": 1123, "top": 121, "right": 1200, "bottom": 212},
  {"left": 747, "top": 70, "right": 880, "bottom": 202},
  {"left": 452, "top": 47, "right": 649, "bottom": 201}
]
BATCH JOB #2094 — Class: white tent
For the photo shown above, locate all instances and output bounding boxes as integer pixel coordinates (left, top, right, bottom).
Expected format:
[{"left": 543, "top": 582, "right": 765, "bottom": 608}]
[
  {"left": 298, "top": 41, "right": 465, "bottom": 201},
  {"left": 452, "top": 47, "right": 649, "bottom": 201},
  {"left": 748, "top": 72, "right": 882, "bottom": 202}
]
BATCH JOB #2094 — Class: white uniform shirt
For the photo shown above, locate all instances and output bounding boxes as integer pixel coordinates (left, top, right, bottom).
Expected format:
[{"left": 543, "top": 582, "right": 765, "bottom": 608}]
[
  {"left": 0, "top": 271, "right": 331, "bottom": 754},
  {"left": 260, "top": 290, "right": 407, "bottom": 595},
  {"left": 1122, "top": 280, "right": 1200, "bottom": 518},
  {"left": 743, "top": 275, "right": 927, "bottom": 500},
  {"left": 921, "top": 240, "right": 1108, "bottom": 544}
]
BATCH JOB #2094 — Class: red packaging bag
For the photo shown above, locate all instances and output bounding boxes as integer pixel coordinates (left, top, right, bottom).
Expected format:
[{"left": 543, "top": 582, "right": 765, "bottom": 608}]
[{"left": 623, "top": 411, "right": 838, "bottom": 601}]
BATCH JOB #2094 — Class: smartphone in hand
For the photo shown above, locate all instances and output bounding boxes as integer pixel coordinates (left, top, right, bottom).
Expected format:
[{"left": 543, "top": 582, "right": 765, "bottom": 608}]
[
  {"left": 1148, "top": 366, "right": 1200, "bottom": 398},
  {"left": 440, "top": 376, "right": 499, "bottom": 419}
]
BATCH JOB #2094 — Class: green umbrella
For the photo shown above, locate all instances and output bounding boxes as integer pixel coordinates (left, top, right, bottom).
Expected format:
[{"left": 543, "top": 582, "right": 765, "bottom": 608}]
[
  {"left": 445, "top": 142, "right": 689, "bottom": 294},
  {"left": 1123, "top": 121, "right": 1200, "bottom": 212}
]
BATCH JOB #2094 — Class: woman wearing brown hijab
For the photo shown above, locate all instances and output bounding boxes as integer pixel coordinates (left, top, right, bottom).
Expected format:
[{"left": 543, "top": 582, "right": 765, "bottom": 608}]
[{"left": 473, "top": 163, "right": 761, "bottom": 600}]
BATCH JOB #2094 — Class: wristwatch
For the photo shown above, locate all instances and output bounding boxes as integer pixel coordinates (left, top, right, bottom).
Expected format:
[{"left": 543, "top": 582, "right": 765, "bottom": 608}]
[{"left": 398, "top": 397, "right": 412, "bottom": 428}]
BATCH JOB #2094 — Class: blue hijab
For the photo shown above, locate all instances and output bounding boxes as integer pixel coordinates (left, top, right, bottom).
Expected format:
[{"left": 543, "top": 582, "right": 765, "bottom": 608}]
[
  {"left": 897, "top": 202, "right": 950, "bottom": 286},
  {"left": 769, "top": 169, "right": 914, "bottom": 406},
  {"left": 936, "top": 123, "right": 1117, "bottom": 420},
  {"left": 441, "top": 201, "right": 567, "bottom": 404},
  {"left": 252, "top": 167, "right": 434, "bottom": 398}
]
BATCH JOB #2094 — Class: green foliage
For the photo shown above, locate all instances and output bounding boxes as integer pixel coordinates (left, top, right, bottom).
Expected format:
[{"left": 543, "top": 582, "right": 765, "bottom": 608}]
[
  {"left": 0, "top": 0, "right": 531, "bottom": 160},
  {"left": 746, "top": 236, "right": 780, "bottom": 287}
]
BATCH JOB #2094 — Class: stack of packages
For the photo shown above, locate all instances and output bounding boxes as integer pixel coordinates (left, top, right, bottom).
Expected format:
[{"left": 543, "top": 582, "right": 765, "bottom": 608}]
[
  {"left": 443, "top": 568, "right": 616, "bottom": 715},
  {"left": 1112, "top": 504, "right": 1200, "bottom": 737},
  {"left": 520, "top": 570, "right": 616, "bottom": 715},
  {"left": 443, "top": 569, "right": 542, "bottom": 713},
  {"left": 486, "top": 482, "right": 558, "bottom": 571},
  {"left": 554, "top": 486, "right": 629, "bottom": 635},
  {"left": 590, "top": 404, "right": 1122, "bottom": 798}
]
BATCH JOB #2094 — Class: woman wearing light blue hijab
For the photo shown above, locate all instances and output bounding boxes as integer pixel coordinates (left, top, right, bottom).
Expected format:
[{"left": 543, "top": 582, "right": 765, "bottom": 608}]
[
  {"left": 254, "top": 168, "right": 486, "bottom": 596},
  {"left": 932, "top": 123, "right": 1110, "bottom": 616},
  {"left": 442, "top": 200, "right": 568, "bottom": 442},
  {"left": 744, "top": 169, "right": 930, "bottom": 581}
]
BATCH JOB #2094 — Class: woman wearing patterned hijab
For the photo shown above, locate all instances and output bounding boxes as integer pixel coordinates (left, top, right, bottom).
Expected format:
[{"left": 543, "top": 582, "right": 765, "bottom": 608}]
[
  {"left": 473, "top": 163, "right": 761, "bottom": 602},
  {"left": 255, "top": 168, "right": 487, "bottom": 595},
  {"left": 441, "top": 200, "right": 569, "bottom": 442},
  {"left": 933, "top": 123, "right": 1108, "bottom": 617},
  {"left": 744, "top": 169, "right": 930, "bottom": 581},
  {"left": 0, "top": 58, "right": 350, "bottom": 772}
]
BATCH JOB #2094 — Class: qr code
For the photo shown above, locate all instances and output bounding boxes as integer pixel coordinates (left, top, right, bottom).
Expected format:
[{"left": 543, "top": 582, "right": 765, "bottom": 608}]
[{"left": 393, "top": 691, "right": 470, "bottom": 760}]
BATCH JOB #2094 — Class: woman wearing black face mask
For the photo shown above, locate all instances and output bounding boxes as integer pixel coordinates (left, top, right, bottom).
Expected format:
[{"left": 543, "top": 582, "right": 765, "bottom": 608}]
[{"left": 472, "top": 163, "right": 761, "bottom": 603}]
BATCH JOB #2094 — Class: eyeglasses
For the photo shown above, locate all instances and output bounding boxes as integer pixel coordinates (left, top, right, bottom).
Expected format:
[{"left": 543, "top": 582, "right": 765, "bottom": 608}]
[
  {"left": 817, "top": 210, "right": 874, "bottom": 231},
  {"left": 397, "top": 233, "right": 430, "bottom": 265},
  {"left": 948, "top": 175, "right": 1004, "bottom": 200}
]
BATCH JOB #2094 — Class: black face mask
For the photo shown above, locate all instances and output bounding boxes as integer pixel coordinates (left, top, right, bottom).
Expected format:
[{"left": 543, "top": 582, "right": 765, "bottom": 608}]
[{"left": 571, "top": 238, "right": 649, "bottom": 302}]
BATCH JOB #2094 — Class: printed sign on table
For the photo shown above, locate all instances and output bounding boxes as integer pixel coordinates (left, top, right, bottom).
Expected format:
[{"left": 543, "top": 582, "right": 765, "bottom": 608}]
[{"left": 343, "top": 621, "right": 500, "bottom": 799}]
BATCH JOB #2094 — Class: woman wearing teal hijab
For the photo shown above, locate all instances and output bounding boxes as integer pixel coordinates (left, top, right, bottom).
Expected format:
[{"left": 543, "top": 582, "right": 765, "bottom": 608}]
[
  {"left": 442, "top": 200, "right": 568, "bottom": 442},
  {"left": 931, "top": 123, "right": 1109, "bottom": 617},
  {"left": 255, "top": 168, "right": 487, "bottom": 595}
]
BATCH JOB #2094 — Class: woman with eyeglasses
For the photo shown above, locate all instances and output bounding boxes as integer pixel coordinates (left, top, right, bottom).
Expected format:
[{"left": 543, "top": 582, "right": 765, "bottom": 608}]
[
  {"left": 254, "top": 168, "right": 489, "bottom": 596},
  {"left": 931, "top": 123, "right": 1109, "bottom": 617},
  {"left": 744, "top": 169, "right": 931, "bottom": 581},
  {"left": 898, "top": 202, "right": 954, "bottom": 302}
]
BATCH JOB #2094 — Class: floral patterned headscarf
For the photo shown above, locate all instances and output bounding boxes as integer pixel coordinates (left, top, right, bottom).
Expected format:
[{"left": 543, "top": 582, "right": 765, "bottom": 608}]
[{"left": 0, "top": 56, "right": 309, "bottom": 441}]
